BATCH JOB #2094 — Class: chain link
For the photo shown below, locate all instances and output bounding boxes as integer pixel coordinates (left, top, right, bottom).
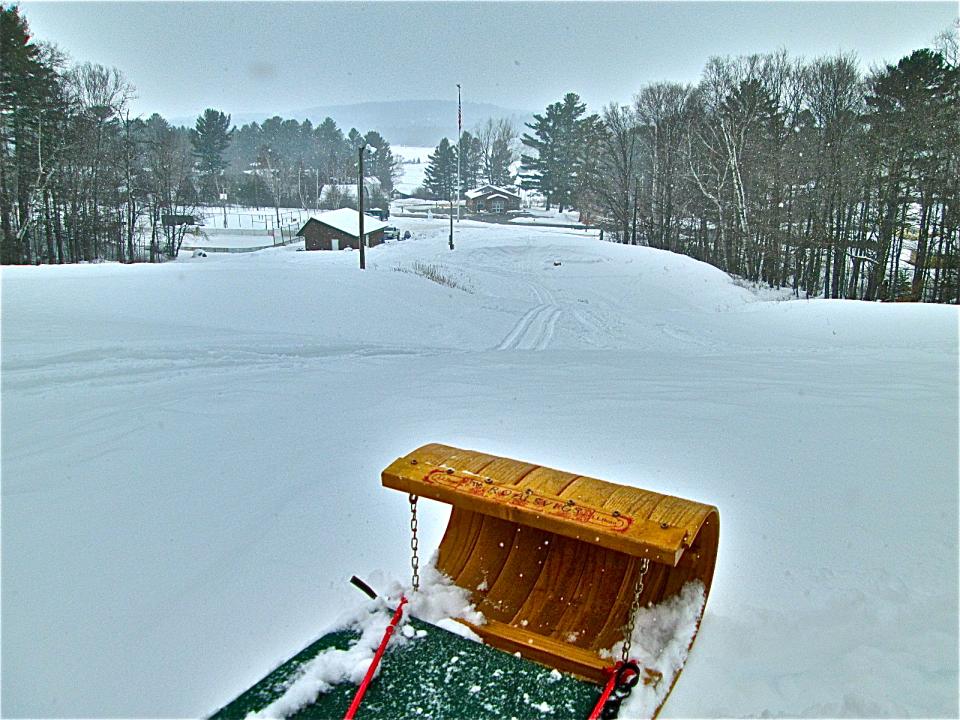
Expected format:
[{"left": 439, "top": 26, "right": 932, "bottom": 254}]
[
  {"left": 621, "top": 557, "right": 650, "bottom": 662},
  {"left": 409, "top": 493, "right": 420, "bottom": 592}
]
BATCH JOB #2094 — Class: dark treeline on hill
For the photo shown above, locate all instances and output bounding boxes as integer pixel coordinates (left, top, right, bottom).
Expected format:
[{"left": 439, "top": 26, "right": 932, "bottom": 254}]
[
  {"left": 2, "top": 4, "right": 959, "bottom": 303},
  {"left": 518, "top": 35, "right": 960, "bottom": 303}
]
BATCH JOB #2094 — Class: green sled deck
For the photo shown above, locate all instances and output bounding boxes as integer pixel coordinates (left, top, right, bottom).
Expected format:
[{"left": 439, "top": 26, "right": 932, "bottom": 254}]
[{"left": 211, "top": 616, "right": 601, "bottom": 720}]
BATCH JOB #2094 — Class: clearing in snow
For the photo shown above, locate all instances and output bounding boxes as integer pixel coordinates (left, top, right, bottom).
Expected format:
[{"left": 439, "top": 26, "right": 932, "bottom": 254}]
[{"left": 1, "top": 218, "right": 957, "bottom": 718}]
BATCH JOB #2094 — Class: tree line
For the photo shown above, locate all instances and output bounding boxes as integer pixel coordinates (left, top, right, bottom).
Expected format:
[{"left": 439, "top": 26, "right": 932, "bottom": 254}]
[
  {"left": 519, "top": 34, "right": 959, "bottom": 303},
  {"left": 1, "top": 5, "right": 400, "bottom": 264}
]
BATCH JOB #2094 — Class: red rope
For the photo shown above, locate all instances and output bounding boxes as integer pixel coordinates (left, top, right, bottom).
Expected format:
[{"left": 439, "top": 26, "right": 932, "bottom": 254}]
[
  {"left": 343, "top": 596, "right": 408, "bottom": 720},
  {"left": 587, "top": 662, "right": 623, "bottom": 720}
]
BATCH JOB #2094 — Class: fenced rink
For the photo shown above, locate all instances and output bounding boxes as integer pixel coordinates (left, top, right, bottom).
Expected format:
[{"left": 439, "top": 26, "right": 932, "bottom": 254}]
[{"left": 180, "top": 206, "right": 310, "bottom": 252}]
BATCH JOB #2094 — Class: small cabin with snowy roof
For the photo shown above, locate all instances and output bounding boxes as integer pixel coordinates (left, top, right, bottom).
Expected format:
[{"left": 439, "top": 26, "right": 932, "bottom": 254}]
[
  {"left": 465, "top": 185, "right": 521, "bottom": 214},
  {"left": 296, "top": 208, "right": 388, "bottom": 251}
]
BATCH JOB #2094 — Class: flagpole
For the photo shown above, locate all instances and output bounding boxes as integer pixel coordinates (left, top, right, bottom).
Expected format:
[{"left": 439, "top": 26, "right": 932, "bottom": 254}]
[{"left": 457, "top": 83, "right": 462, "bottom": 223}]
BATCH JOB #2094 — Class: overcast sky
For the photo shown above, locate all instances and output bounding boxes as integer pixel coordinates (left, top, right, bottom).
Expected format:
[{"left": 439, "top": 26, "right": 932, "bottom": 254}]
[{"left": 19, "top": 1, "right": 958, "bottom": 118}]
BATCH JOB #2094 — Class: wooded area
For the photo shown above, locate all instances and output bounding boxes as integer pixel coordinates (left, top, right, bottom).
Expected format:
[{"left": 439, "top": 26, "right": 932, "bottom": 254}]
[
  {"left": 0, "top": 6, "right": 398, "bottom": 264},
  {"left": 520, "top": 36, "right": 959, "bottom": 302}
]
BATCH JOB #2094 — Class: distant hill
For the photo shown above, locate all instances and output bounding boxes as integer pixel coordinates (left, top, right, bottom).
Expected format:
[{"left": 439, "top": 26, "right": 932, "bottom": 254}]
[{"left": 171, "top": 100, "right": 533, "bottom": 147}]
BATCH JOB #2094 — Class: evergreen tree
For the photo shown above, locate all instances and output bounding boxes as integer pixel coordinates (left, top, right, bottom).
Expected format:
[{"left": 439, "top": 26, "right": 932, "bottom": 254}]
[
  {"left": 313, "top": 117, "right": 349, "bottom": 183},
  {"left": 363, "top": 129, "right": 400, "bottom": 192},
  {"left": 424, "top": 137, "right": 457, "bottom": 200},
  {"left": 454, "top": 131, "right": 483, "bottom": 192},
  {"left": 488, "top": 133, "right": 515, "bottom": 187},
  {"left": 521, "top": 93, "right": 597, "bottom": 211},
  {"left": 1, "top": 5, "right": 59, "bottom": 263},
  {"left": 864, "top": 49, "right": 960, "bottom": 300},
  {"left": 190, "top": 108, "right": 231, "bottom": 202}
]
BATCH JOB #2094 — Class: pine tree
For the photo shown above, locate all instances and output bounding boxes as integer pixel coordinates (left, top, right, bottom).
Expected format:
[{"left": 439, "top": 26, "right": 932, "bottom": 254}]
[
  {"left": 454, "top": 131, "right": 483, "bottom": 192},
  {"left": 424, "top": 137, "right": 457, "bottom": 200},
  {"left": 363, "top": 130, "right": 400, "bottom": 192},
  {"left": 864, "top": 49, "right": 960, "bottom": 300},
  {"left": 1, "top": 5, "right": 59, "bottom": 263},
  {"left": 521, "top": 93, "right": 596, "bottom": 211},
  {"left": 488, "top": 133, "right": 515, "bottom": 187},
  {"left": 190, "top": 108, "right": 231, "bottom": 202},
  {"left": 313, "top": 117, "right": 348, "bottom": 183}
]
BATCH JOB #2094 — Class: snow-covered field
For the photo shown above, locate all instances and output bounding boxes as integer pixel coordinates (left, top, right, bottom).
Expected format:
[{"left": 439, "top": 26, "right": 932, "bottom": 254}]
[
  {"left": 392, "top": 145, "right": 432, "bottom": 196},
  {"left": 2, "top": 219, "right": 957, "bottom": 718}
]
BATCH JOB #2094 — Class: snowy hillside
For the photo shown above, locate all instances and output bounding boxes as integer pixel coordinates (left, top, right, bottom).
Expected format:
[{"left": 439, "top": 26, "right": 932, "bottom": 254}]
[{"left": 2, "top": 219, "right": 957, "bottom": 718}]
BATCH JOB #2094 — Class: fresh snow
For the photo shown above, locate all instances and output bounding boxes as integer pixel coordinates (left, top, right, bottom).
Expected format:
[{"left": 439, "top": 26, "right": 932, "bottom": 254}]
[
  {"left": 607, "top": 582, "right": 706, "bottom": 719},
  {"left": 1, "top": 217, "right": 957, "bottom": 719},
  {"left": 248, "top": 560, "right": 480, "bottom": 719}
]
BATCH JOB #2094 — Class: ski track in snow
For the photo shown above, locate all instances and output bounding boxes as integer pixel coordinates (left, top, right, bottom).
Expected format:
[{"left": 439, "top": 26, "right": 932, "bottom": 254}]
[
  {"left": 490, "top": 273, "right": 601, "bottom": 353},
  {"left": 496, "top": 302, "right": 564, "bottom": 352}
]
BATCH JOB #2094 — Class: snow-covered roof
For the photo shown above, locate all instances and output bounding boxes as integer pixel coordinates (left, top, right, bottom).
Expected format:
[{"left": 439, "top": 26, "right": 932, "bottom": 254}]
[
  {"left": 305, "top": 208, "right": 388, "bottom": 237},
  {"left": 465, "top": 185, "right": 520, "bottom": 200}
]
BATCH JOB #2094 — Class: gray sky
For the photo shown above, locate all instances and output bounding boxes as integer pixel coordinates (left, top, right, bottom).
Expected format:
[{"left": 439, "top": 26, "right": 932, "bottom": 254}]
[{"left": 20, "top": 1, "right": 958, "bottom": 118}]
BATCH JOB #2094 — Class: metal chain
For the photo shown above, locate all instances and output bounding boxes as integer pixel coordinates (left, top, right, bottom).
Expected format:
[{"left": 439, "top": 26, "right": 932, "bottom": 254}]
[
  {"left": 409, "top": 493, "right": 420, "bottom": 592},
  {"left": 621, "top": 557, "right": 650, "bottom": 662}
]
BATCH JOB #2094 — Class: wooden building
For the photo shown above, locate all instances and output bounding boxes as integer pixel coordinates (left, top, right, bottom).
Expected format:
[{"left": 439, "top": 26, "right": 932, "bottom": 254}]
[
  {"left": 296, "top": 208, "right": 388, "bottom": 251},
  {"left": 465, "top": 185, "right": 522, "bottom": 214}
]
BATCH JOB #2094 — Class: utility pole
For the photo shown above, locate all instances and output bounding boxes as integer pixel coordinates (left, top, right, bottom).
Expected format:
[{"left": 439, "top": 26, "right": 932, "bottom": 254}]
[
  {"left": 449, "top": 195, "right": 454, "bottom": 250},
  {"left": 358, "top": 145, "right": 366, "bottom": 270}
]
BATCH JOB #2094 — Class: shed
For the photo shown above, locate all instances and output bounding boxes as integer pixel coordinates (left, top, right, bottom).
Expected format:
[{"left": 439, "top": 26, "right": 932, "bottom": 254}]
[
  {"left": 465, "top": 185, "right": 522, "bottom": 214},
  {"left": 296, "top": 208, "right": 388, "bottom": 251}
]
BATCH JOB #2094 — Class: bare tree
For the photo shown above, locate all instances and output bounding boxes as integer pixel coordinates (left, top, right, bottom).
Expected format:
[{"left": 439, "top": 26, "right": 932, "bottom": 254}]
[
  {"left": 63, "top": 63, "right": 134, "bottom": 260},
  {"left": 477, "top": 117, "right": 518, "bottom": 186},
  {"left": 634, "top": 82, "right": 695, "bottom": 250},
  {"left": 934, "top": 20, "right": 959, "bottom": 66}
]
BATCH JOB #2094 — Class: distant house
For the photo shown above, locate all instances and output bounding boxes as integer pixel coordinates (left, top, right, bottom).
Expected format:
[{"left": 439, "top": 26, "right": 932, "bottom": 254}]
[
  {"left": 296, "top": 208, "right": 388, "bottom": 251},
  {"left": 465, "top": 185, "right": 521, "bottom": 214}
]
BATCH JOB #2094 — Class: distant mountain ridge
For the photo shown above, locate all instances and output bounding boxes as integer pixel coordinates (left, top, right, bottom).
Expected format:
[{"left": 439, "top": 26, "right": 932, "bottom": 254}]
[{"left": 170, "top": 99, "right": 533, "bottom": 147}]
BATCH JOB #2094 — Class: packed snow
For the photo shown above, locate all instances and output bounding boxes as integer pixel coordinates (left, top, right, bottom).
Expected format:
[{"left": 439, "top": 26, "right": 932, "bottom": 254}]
[{"left": 2, "top": 217, "right": 957, "bottom": 719}]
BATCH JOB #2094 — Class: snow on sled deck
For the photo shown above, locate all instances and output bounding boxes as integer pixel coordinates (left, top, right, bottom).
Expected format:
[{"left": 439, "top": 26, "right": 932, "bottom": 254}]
[
  {"left": 382, "top": 444, "right": 719, "bottom": 710},
  {"left": 210, "top": 613, "right": 600, "bottom": 720}
]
